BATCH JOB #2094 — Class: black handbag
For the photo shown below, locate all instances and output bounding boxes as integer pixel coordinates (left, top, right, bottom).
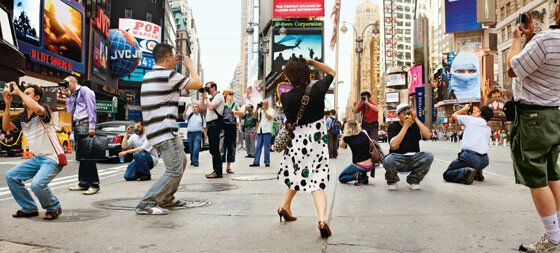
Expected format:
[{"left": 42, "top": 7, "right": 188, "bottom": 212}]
[
  {"left": 503, "top": 98, "right": 519, "bottom": 122},
  {"left": 76, "top": 134, "right": 109, "bottom": 161}
]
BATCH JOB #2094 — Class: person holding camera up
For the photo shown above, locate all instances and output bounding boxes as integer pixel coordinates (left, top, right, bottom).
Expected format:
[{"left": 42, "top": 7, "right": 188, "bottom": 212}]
[
  {"left": 352, "top": 91, "right": 379, "bottom": 141},
  {"left": 135, "top": 44, "right": 202, "bottom": 215},
  {"left": 249, "top": 100, "right": 275, "bottom": 167},
  {"left": 120, "top": 119, "right": 159, "bottom": 181},
  {"left": 384, "top": 104, "right": 433, "bottom": 190},
  {"left": 200, "top": 82, "right": 225, "bottom": 178},
  {"left": 506, "top": 3, "right": 560, "bottom": 251},
  {"left": 3, "top": 82, "right": 66, "bottom": 220},
  {"left": 64, "top": 76, "right": 100, "bottom": 195},
  {"left": 443, "top": 104, "right": 493, "bottom": 185}
]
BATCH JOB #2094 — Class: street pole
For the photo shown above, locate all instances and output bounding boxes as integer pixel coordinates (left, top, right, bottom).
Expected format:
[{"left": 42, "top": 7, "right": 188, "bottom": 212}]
[
  {"left": 334, "top": 25, "right": 340, "bottom": 114},
  {"left": 422, "top": 16, "right": 432, "bottom": 130}
]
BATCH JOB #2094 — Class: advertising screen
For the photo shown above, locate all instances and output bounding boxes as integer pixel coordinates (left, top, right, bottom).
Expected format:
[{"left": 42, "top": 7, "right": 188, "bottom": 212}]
[
  {"left": 43, "top": 0, "right": 83, "bottom": 63},
  {"left": 408, "top": 65, "right": 423, "bottom": 95},
  {"left": 445, "top": 0, "right": 482, "bottom": 33},
  {"left": 14, "top": 0, "right": 85, "bottom": 74},
  {"left": 13, "top": 0, "right": 41, "bottom": 46},
  {"left": 387, "top": 72, "right": 406, "bottom": 88},
  {"left": 92, "top": 30, "right": 108, "bottom": 77},
  {"left": 273, "top": 0, "right": 324, "bottom": 18},
  {"left": 386, "top": 92, "right": 400, "bottom": 103},
  {"left": 271, "top": 21, "right": 323, "bottom": 74},
  {"left": 119, "top": 18, "right": 160, "bottom": 71}
]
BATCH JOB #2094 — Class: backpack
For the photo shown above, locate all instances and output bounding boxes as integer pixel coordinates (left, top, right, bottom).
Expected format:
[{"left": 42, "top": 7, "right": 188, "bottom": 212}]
[
  {"left": 222, "top": 103, "right": 237, "bottom": 125},
  {"left": 329, "top": 116, "right": 341, "bottom": 135}
]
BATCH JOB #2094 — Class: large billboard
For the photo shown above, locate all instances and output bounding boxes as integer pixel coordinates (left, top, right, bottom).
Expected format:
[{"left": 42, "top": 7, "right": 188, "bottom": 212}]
[
  {"left": 408, "top": 65, "right": 423, "bottom": 95},
  {"left": 271, "top": 21, "right": 323, "bottom": 74},
  {"left": 119, "top": 18, "right": 160, "bottom": 74},
  {"left": 273, "top": 0, "right": 324, "bottom": 18},
  {"left": 445, "top": 0, "right": 482, "bottom": 33},
  {"left": 92, "top": 29, "right": 109, "bottom": 79},
  {"left": 13, "top": 0, "right": 86, "bottom": 74}
]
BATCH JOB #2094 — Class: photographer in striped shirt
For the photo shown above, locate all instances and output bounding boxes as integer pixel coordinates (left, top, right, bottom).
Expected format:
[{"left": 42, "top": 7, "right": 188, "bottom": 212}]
[
  {"left": 135, "top": 44, "right": 202, "bottom": 215},
  {"left": 507, "top": 3, "right": 560, "bottom": 251}
]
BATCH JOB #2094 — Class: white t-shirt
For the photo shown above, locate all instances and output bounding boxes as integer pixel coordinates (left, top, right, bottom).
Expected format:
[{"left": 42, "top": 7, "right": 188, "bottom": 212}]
[
  {"left": 257, "top": 108, "right": 275, "bottom": 134},
  {"left": 206, "top": 93, "right": 225, "bottom": 122},
  {"left": 127, "top": 133, "right": 159, "bottom": 167},
  {"left": 458, "top": 115, "right": 491, "bottom": 155}
]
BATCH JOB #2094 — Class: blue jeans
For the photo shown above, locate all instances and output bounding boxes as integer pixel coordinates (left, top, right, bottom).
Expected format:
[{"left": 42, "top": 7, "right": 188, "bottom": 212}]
[
  {"left": 443, "top": 151, "right": 489, "bottom": 183},
  {"left": 253, "top": 133, "right": 271, "bottom": 165},
  {"left": 5, "top": 156, "right": 62, "bottom": 213},
  {"left": 136, "top": 135, "right": 186, "bottom": 209},
  {"left": 339, "top": 164, "right": 370, "bottom": 183},
  {"left": 124, "top": 151, "right": 154, "bottom": 181},
  {"left": 383, "top": 152, "right": 434, "bottom": 185},
  {"left": 187, "top": 132, "right": 202, "bottom": 165}
]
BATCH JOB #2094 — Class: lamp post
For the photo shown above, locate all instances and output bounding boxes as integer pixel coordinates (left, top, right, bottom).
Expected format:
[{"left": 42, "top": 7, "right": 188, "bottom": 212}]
[{"left": 341, "top": 21, "right": 379, "bottom": 103}]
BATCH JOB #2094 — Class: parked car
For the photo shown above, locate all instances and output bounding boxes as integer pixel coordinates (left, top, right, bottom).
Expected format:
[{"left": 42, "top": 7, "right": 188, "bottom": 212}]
[
  {"left": 177, "top": 122, "right": 209, "bottom": 154},
  {"left": 378, "top": 130, "right": 388, "bottom": 143},
  {"left": 55, "top": 128, "right": 70, "bottom": 153},
  {"left": 95, "top": 121, "right": 133, "bottom": 162}
]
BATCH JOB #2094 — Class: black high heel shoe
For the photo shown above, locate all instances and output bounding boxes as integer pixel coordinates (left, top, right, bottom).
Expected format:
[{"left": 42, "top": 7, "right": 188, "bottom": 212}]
[
  {"left": 277, "top": 207, "right": 297, "bottom": 222},
  {"left": 318, "top": 220, "right": 332, "bottom": 238}
]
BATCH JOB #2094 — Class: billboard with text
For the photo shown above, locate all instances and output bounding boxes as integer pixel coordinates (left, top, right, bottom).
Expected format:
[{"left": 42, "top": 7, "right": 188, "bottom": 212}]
[
  {"left": 271, "top": 21, "right": 323, "bottom": 74},
  {"left": 273, "top": 0, "right": 324, "bottom": 18}
]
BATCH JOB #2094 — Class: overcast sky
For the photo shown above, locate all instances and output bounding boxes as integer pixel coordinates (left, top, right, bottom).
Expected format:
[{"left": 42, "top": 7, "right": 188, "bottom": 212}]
[{"left": 190, "top": 0, "right": 379, "bottom": 115}]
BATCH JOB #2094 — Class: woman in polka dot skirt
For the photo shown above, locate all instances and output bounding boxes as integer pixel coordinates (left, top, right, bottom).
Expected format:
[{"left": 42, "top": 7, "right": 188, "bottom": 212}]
[{"left": 276, "top": 57, "right": 337, "bottom": 238}]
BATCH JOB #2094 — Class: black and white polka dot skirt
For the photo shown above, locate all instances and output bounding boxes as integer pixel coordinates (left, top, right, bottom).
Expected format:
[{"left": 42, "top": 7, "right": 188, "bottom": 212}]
[{"left": 277, "top": 119, "right": 330, "bottom": 192}]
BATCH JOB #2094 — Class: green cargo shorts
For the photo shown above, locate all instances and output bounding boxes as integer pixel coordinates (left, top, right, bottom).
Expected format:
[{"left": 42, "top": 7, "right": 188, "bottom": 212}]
[{"left": 511, "top": 107, "right": 560, "bottom": 188}]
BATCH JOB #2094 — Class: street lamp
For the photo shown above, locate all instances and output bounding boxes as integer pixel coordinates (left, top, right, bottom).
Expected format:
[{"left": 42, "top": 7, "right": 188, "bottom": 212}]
[
  {"left": 246, "top": 21, "right": 258, "bottom": 35},
  {"left": 279, "top": 24, "right": 287, "bottom": 37},
  {"left": 342, "top": 21, "right": 379, "bottom": 103}
]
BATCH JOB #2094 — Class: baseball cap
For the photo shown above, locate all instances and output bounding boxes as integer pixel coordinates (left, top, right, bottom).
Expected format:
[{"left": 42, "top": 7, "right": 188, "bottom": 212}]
[{"left": 396, "top": 104, "right": 412, "bottom": 115}]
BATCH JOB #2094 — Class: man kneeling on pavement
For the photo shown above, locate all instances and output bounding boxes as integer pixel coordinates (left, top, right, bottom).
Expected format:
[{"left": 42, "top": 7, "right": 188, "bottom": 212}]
[
  {"left": 120, "top": 119, "right": 159, "bottom": 181},
  {"left": 384, "top": 104, "right": 433, "bottom": 190},
  {"left": 443, "top": 104, "right": 493, "bottom": 185},
  {"left": 3, "top": 82, "right": 65, "bottom": 220}
]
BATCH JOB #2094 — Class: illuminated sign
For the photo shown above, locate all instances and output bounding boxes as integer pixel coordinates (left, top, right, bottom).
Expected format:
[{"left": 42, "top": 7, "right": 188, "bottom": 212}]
[
  {"left": 273, "top": 0, "right": 325, "bottom": 18},
  {"left": 93, "top": 8, "right": 110, "bottom": 38}
]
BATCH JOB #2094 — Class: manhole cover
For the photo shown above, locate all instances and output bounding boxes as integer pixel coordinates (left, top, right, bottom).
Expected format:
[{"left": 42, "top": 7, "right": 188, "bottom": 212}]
[
  {"left": 232, "top": 174, "right": 277, "bottom": 181},
  {"left": 30, "top": 209, "right": 109, "bottom": 222},
  {"left": 177, "top": 183, "right": 238, "bottom": 192},
  {"left": 93, "top": 198, "right": 211, "bottom": 211}
]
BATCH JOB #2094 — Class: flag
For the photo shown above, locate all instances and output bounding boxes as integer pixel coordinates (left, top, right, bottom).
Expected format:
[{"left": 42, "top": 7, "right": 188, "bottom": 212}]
[{"left": 330, "top": 0, "right": 341, "bottom": 51}]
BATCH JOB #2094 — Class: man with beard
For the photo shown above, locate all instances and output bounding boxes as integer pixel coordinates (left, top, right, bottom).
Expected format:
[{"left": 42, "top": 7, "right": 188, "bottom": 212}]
[{"left": 120, "top": 119, "right": 159, "bottom": 181}]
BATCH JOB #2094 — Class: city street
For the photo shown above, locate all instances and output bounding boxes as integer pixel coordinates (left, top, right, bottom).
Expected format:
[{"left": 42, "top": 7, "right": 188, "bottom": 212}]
[{"left": 0, "top": 141, "right": 548, "bottom": 252}]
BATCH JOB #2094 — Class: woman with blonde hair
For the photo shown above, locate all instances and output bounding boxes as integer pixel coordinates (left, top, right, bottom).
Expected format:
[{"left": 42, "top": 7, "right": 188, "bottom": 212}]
[
  {"left": 338, "top": 119, "right": 374, "bottom": 185},
  {"left": 276, "top": 57, "right": 337, "bottom": 238},
  {"left": 221, "top": 89, "right": 242, "bottom": 173}
]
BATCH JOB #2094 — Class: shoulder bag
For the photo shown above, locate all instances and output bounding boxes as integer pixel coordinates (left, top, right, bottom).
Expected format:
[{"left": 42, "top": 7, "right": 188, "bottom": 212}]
[
  {"left": 272, "top": 83, "right": 314, "bottom": 152},
  {"left": 39, "top": 118, "right": 67, "bottom": 166},
  {"left": 362, "top": 130, "right": 385, "bottom": 178}
]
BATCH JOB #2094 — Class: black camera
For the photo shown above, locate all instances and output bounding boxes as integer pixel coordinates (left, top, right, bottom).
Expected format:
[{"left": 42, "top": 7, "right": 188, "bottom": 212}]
[
  {"left": 517, "top": 13, "right": 528, "bottom": 29},
  {"left": 468, "top": 105, "right": 474, "bottom": 115},
  {"left": 257, "top": 102, "right": 262, "bottom": 108},
  {"left": 199, "top": 87, "right": 210, "bottom": 93},
  {"left": 361, "top": 96, "right": 366, "bottom": 102},
  {"left": 58, "top": 80, "right": 69, "bottom": 88}
]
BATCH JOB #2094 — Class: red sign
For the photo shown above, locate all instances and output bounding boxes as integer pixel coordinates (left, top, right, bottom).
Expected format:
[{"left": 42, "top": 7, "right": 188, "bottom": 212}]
[
  {"left": 31, "top": 49, "right": 72, "bottom": 71},
  {"left": 93, "top": 8, "right": 110, "bottom": 38},
  {"left": 273, "top": 0, "right": 324, "bottom": 18}
]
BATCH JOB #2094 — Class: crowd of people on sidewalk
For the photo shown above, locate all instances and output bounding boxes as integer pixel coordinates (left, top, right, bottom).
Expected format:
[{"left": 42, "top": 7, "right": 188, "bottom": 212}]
[{"left": 3, "top": 3, "right": 560, "bottom": 249}]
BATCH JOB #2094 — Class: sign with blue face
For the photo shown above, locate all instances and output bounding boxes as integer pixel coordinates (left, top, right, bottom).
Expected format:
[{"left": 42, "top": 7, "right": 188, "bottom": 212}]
[
  {"left": 138, "top": 55, "right": 154, "bottom": 69},
  {"left": 415, "top": 87, "right": 425, "bottom": 122},
  {"left": 445, "top": 0, "right": 482, "bottom": 33}
]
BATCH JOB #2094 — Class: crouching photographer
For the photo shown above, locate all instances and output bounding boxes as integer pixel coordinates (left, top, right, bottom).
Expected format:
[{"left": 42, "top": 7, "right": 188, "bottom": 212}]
[{"left": 338, "top": 119, "right": 373, "bottom": 185}]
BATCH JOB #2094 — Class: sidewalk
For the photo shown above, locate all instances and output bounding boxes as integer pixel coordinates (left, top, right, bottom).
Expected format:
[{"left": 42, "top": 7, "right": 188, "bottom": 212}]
[{"left": 0, "top": 144, "right": 545, "bottom": 252}]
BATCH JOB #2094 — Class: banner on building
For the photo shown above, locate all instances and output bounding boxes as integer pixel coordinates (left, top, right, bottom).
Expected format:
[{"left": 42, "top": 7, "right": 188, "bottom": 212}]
[
  {"left": 415, "top": 87, "right": 425, "bottom": 122},
  {"left": 408, "top": 65, "right": 423, "bottom": 95},
  {"left": 119, "top": 18, "right": 161, "bottom": 70},
  {"left": 444, "top": 0, "right": 482, "bottom": 33},
  {"left": 273, "top": 0, "right": 324, "bottom": 18}
]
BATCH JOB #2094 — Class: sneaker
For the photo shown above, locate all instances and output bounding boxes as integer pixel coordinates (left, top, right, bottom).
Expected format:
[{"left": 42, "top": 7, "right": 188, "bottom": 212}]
[
  {"left": 519, "top": 234, "right": 559, "bottom": 252},
  {"left": 388, "top": 183, "right": 398, "bottom": 190},
  {"left": 68, "top": 185, "right": 88, "bottom": 191},
  {"left": 83, "top": 188, "right": 99, "bottom": 195},
  {"left": 265, "top": 164, "right": 270, "bottom": 167},
  {"left": 463, "top": 168, "right": 476, "bottom": 185},
  {"left": 410, "top": 184, "right": 420, "bottom": 190},
  {"left": 138, "top": 175, "right": 151, "bottom": 181},
  {"left": 135, "top": 206, "right": 169, "bottom": 215},
  {"left": 160, "top": 199, "right": 187, "bottom": 208},
  {"left": 205, "top": 172, "right": 223, "bottom": 178},
  {"left": 249, "top": 164, "right": 260, "bottom": 167}
]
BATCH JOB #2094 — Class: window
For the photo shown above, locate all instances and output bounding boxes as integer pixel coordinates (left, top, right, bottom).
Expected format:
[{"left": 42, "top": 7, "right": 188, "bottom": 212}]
[
  {"left": 501, "top": 28, "right": 506, "bottom": 42},
  {"left": 146, "top": 12, "right": 152, "bottom": 22},
  {"left": 501, "top": 7, "right": 505, "bottom": 21},
  {"left": 506, "top": 3, "right": 511, "bottom": 15},
  {"left": 125, "top": 9, "right": 132, "bottom": 18},
  {"left": 506, "top": 24, "right": 511, "bottom": 40}
]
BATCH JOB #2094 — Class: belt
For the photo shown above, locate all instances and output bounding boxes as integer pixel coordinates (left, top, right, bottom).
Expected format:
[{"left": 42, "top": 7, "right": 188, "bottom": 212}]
[
  {"left": 461, "top": 149, "right": 487, "bottom": 157},
  {"left": 518, "top": 103, "right": 559, "bottom": 110},
  {"left": 75, "top": 119, "right": 89, "bottom": 125}
]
